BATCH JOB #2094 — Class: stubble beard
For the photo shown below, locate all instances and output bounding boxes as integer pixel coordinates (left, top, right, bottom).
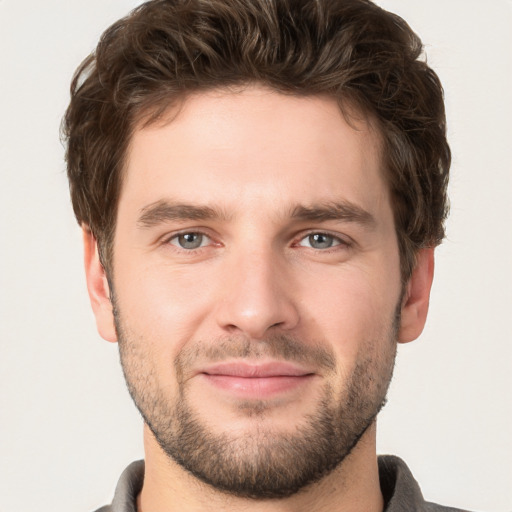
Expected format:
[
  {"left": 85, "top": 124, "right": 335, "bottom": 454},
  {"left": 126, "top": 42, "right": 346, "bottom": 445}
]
[{"left": 114, "top": 300, "right": 399, "bottom": 499}]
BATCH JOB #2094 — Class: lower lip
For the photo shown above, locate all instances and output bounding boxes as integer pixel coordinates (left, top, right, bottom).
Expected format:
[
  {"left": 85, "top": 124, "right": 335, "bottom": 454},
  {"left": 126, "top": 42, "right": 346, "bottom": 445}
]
[{"left": 201, "top": 374, "right": 315, "bottom": 398}]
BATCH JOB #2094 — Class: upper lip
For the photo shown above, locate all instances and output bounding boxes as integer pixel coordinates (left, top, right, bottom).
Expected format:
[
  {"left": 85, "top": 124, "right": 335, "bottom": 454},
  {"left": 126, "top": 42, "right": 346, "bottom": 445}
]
[{"left": 200, "top": 361, "right": 314, "bottom": 378}]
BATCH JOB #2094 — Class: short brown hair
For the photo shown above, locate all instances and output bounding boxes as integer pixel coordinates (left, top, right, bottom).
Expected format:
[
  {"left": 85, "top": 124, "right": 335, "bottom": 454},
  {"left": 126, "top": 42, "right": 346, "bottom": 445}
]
[{"left": 63, "top": 0, "right": 450, "bottom": 282}]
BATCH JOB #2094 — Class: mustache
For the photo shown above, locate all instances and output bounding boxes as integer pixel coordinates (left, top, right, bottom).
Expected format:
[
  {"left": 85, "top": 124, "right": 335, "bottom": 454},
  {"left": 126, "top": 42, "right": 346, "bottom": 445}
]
[{"left": 175, "top": 334, "right": 337, "bottom": 379}]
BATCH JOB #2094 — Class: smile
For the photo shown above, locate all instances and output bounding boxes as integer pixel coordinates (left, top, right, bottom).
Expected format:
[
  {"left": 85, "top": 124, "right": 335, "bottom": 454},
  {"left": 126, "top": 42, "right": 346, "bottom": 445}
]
[{"left": 198, "top": 361, "right": 316, "bottom": 399}]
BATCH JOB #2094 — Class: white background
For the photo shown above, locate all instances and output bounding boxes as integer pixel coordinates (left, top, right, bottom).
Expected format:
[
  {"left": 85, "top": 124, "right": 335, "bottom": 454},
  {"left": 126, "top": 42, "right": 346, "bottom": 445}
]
[{"left": 1, "top": 1, "right": 511, "bottom": 511}]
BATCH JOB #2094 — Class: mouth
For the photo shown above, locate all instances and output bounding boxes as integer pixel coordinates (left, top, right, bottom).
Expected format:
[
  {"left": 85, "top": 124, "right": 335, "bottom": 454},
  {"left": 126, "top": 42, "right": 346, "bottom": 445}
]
[{"left": 197, "top": 361, "right": 316, "bottom": 399}]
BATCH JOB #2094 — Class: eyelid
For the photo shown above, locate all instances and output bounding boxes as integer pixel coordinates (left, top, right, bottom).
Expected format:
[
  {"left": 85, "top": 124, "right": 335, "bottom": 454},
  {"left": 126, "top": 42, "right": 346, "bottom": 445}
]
[
  {"left": 162, "top": 229, "right": 217, "bottom": 248},
  {"left": 294, "top": 230, "right": 353, "bottom": 249},
  {"left": 158, "top": 228, "right": 352, "bottom": 251}
]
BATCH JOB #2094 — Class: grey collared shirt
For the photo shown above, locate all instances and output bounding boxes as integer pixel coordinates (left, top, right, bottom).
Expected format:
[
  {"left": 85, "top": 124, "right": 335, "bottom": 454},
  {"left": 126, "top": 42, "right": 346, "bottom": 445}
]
[{"left": 95, "top": 456, "right": 471, "bottom": 512}]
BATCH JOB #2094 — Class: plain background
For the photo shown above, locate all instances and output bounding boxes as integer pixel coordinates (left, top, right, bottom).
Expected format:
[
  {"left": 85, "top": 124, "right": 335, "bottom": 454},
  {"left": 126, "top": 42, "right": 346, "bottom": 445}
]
[{"left": 1, "top": 1, "right": 511, "bottom": 511}]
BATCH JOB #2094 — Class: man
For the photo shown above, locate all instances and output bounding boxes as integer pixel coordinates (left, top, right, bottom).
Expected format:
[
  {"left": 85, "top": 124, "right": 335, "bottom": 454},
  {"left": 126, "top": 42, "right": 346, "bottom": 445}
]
[{"left": 63, "top": 0, "right": 465, "bottom": 510}]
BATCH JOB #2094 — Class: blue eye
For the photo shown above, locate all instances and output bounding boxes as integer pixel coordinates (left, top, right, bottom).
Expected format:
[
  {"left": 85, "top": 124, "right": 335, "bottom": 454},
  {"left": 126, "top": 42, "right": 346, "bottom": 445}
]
[
  {"left": 170, "top": 232, "right": 210, "bottom": 249},
  {"left": 299, "top": 233, "right": 342, "bottom": 249}
]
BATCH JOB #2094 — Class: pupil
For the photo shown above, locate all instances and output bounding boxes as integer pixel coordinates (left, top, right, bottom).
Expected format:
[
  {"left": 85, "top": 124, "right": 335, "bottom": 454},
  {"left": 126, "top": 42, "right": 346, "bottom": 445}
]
[
  {"left": 310, "top": 233, "right": 332, "bottom": 248},
  {"left": 180, "top": 233, "right": 202, "bottom": 249}
]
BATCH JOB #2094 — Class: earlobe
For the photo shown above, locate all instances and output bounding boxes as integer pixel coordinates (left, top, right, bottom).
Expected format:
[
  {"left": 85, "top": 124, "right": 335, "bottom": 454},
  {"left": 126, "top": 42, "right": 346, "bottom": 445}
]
[
  {"left": 82, "top": 227, "right": 117, "bottom": 343},
  {"left": 398, "top": 248, "right": 435, "bottom": 344}
]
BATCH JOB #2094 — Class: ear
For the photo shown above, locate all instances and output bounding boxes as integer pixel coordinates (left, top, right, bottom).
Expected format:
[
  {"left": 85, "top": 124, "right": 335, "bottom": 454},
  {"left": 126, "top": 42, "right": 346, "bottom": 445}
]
[
  {"left": 398, "top": 248, "right": 435, "bottom": 344},
  {"left": 83, "top": 227, "right": 117, "bottom": 343}
]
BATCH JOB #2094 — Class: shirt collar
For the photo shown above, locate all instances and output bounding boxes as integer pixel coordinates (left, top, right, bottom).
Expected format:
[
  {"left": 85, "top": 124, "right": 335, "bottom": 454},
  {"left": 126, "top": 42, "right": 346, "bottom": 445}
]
[{"left": 106, "top": 456, "right": 427, "bottom": 512}]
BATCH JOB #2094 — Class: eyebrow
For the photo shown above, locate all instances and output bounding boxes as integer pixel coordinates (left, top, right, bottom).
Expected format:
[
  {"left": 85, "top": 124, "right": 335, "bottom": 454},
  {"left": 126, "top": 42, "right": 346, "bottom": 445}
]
[
  {"left": 137, "top": 199, "right": 376, "bottom": 229},
  {"left": 137, "top": 200, "right": 230, "bottom": 228},
  {"left": 290, "top": 201, "right": 376, "bottom": 228}
]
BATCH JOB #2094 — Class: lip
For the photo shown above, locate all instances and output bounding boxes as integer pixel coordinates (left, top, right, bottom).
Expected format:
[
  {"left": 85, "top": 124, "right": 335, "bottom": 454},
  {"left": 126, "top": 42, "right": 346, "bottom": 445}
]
[
  {"left": 201, "top": 361, "right": 314, "bottom": 378},
  {"left": 197, "top": 361, "right": 316, "bottom": 398}
]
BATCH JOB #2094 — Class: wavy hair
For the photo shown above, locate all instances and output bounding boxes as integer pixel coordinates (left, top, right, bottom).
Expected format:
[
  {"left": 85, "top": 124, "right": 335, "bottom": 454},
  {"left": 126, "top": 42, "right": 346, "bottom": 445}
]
[{"left": 63, "top": 0, "right": 450, "bottom": 282}]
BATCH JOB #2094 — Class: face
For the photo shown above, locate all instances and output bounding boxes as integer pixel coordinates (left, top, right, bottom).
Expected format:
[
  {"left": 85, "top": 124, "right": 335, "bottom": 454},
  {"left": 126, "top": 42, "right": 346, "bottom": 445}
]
[{"left": 86, "top": 86, "right": 430, "bottom": 498}]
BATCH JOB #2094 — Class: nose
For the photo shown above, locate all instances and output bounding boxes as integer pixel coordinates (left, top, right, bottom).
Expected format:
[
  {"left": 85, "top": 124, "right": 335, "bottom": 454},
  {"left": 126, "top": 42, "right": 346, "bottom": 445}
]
[{"left": 215, "top": 248, "right": 300, "bottom": 339}]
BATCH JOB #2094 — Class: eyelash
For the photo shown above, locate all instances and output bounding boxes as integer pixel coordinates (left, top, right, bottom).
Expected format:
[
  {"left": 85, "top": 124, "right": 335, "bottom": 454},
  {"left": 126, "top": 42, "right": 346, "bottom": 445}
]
[
  {"left": 163, "top": 230, "right": 352, "bottom": 253},
  {"left": 164, "top": 231, "right": 215, "bottom": 251},
  {"left": 294, "top": 231, "right": 352, "bottom": 251}
]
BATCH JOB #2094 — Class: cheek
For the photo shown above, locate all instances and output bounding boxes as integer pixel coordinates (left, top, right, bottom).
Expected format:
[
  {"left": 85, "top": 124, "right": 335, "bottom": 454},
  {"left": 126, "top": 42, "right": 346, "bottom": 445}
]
[
  {"left": 113, "top": 260, "right": 215, "bottom": 351},
  {"left": 298, "top": 262, "right": 401, "bottom": 360}
]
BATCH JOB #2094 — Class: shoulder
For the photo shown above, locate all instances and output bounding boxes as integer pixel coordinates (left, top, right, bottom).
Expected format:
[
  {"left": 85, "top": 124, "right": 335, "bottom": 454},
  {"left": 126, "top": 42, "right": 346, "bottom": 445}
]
[
  {"left": 92, "top": 460, "right": 144, "bottom": 512},
  {"left": 424, "top": 502, "right": 474, "bottom": 512},
  {"left": 378, "top": 455, "right": 474, "bottom": 512}
]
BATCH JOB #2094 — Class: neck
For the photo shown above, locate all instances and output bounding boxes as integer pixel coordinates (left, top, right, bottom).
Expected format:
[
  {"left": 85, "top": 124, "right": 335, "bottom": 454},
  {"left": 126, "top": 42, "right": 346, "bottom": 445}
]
[{"left": 137, "top": 423, "right": 384, "bottom": 512}]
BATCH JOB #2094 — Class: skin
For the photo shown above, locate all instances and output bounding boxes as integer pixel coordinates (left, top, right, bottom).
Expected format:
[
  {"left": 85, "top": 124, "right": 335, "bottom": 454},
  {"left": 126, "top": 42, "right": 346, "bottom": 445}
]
[{"left": 84, "top": 86, "right": 434, "bottom": 512}]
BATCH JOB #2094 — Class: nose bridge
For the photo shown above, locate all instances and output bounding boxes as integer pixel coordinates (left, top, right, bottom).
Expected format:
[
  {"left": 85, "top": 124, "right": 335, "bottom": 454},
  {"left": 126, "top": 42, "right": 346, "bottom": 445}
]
[{"left": 216, "top": 242, "right": 299, "bottom": 338}]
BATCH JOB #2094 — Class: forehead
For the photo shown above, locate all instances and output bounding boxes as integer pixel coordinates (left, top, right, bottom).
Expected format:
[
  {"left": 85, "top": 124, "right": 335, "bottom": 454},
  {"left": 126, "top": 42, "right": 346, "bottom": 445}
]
[{"left": 121, "top": 86, "right": 388, "bottom": 221}]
